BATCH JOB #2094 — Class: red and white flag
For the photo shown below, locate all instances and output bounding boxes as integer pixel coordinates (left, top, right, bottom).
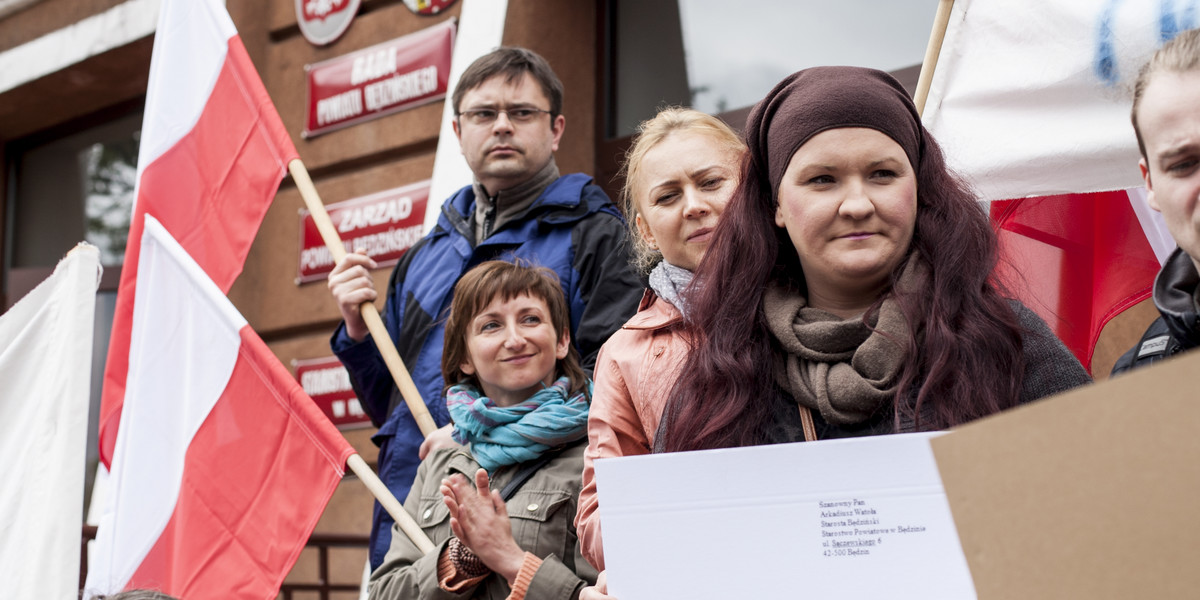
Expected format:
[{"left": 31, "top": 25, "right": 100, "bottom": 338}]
[
  {"left": 922, "top": 0, "right": 1182, "bottom": 371},
  {"left": 86, "top": 0, "right": 355, "bottom": 597},
  {"left": 97, "top": 0, "right": 297, "bottom": 465},
  {"left": 85, "top": 218, "right": 355, "bottom": 598}
]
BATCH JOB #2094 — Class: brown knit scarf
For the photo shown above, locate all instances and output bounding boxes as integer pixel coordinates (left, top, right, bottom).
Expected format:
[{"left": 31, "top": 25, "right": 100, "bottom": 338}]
[{"left": 763, "top": 259, "right": 928, "bottom": 426}]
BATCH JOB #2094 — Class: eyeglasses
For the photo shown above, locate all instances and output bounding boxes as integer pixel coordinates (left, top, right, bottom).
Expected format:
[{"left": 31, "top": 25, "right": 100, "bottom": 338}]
[{"left": 457, "top": 106, "right": 553, "bottom": 126}]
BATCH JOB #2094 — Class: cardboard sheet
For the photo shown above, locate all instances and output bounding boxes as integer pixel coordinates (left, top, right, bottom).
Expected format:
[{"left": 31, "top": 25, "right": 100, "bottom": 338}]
[
  {"left": 594, "top": 432, "right": 976, "bottom": 599},
  {"left": 931, "top": 351, "right": 1200, "bottom": 599}
]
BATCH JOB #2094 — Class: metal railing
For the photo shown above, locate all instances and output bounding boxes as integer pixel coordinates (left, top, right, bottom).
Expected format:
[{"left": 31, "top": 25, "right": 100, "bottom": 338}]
[
  {"left": 278, "top": 532, "right": 370, "bottom": 600},
  {"left": 80, "top": 525, "right": 370, "bottom": 600}
]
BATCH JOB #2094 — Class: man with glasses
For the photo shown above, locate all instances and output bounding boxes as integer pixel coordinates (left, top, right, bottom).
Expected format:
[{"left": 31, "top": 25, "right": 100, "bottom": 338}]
[{"left": 327, "top": 47, "right": 642, "bottom": 570}]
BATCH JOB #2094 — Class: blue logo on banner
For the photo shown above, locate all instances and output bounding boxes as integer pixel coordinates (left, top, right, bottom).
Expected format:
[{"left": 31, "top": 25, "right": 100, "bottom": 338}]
[{"left": 1096, "top": 0, "right": 1199, "bottom": 85}]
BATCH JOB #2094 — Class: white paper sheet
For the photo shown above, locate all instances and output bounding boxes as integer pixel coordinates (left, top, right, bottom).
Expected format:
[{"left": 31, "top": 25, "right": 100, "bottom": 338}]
[{"left": 593, "top": 432, "right": 975, "bottom": 599}]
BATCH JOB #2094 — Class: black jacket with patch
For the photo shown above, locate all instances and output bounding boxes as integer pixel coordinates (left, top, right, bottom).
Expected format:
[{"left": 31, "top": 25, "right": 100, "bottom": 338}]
[{"left": 1112, "top": 248, "right": 1200, "bottom": 375}]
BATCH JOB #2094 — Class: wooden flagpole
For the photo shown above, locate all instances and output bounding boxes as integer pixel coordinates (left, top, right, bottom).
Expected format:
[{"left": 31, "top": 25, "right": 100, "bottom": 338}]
[
  {"left": 288, "top": 158, "right": 435, "bottom": 554},
  {"left": 914, "top": 0, "right": 956, "bottom": 116},
  {"left": 288, "top": 159, "right": 438, "bottom": 438},
  {"left": 347, "top": 454, "right": 434, "bottom": 554}
]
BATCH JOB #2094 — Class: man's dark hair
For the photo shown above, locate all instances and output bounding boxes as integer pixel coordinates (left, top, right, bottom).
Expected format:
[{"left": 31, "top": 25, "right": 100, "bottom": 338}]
[{"left": 452, "top": 47, "right": 564, "bottom": 118}]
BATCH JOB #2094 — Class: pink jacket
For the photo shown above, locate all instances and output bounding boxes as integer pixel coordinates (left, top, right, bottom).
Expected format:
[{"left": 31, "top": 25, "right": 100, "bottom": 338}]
[{"left": 576, "top": 290, "right": 689, "bottom": 571}]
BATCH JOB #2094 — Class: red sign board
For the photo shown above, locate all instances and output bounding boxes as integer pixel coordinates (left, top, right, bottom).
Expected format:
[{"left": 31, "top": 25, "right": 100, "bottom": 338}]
[
  {"left": 298, "top": 180, "right": 430, "bottom": 284},
  {"left": 294, "top": 356, "right": 372, "bottom": 430},
  {"left": 304, "top": 19, "right": 455, "bottom": 137},
  {"left": 296, "top": 0, "right": 361, "bottom": 46}
]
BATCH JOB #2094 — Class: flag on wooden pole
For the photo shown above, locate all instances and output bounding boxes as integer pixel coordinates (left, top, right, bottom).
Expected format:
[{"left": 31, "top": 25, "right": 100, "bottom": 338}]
[
  {"left": 85, "top": 216, "right": 355, "bottom": 598},
  {"left": 922, "top": 0, "right": 1183, "bottom": 370},
  {"left": 98, "top": 0, "right": 298, "bottom": 466},
  {"left": 86, "top": 0, "right": 356, "bottom": 597}
]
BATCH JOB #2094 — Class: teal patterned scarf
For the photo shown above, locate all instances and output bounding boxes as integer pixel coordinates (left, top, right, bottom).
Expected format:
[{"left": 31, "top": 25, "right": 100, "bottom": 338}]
[{"left": 446, "top": 376, "right": 591, "bottom": 472}]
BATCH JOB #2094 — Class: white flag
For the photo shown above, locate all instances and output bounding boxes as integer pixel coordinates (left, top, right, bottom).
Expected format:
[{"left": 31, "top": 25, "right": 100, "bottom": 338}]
[
  {"left": 923, "top": 0, "right": 1174, "bottom": 201},
  {"left": 0, "top": 243, "right": 100, "bottom": 599}
]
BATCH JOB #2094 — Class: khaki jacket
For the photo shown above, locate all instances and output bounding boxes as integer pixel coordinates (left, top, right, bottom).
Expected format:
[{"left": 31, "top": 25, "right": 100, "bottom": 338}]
[
  {"left": 576, "top": 291, "right": 689, "bottom": 571},
  {"left": 370, "top": 441, "right": 598, "bottom": 600}
]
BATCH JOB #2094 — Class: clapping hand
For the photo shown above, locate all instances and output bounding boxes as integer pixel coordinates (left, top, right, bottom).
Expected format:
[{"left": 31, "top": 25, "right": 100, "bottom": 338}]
[{"left": 441, "top": 469, "right": 525, "bottom": 585}]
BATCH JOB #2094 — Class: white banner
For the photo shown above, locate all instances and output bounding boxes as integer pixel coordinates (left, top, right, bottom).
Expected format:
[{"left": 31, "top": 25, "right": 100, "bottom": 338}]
[
  {"left": 923, "top": 0, "right": 1185, "bottom": 200},
  {"left": 0, "top": 243, "right": 100, "bottom": 599}
]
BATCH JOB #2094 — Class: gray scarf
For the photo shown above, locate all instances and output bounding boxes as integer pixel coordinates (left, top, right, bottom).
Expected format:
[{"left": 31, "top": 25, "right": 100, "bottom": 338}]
[
  {"left": 762, "top": 259, "right": 927, "bottom": 426},
  {"left": 648, "top": 261, "right": 694, "bottom": 317}
]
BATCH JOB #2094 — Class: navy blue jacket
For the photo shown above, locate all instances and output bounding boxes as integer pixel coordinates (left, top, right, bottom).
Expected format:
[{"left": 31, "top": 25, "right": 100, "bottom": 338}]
[{"left": 331, "top": 173, "right": 642, "bottom": 568}]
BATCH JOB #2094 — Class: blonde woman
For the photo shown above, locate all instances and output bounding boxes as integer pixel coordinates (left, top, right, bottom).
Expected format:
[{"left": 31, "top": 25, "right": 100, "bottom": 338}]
[{"left": 575, "top": 108, "right": 747, "bottom": 570}]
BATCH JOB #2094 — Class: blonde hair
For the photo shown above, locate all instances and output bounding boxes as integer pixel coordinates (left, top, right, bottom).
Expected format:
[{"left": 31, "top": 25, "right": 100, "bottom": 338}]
[
  {"left": 618, "top": 107, "right": 746, "bottom": 273},
  {"left": 1132, "top": 28, "right": 1200, "bottom": 160}
]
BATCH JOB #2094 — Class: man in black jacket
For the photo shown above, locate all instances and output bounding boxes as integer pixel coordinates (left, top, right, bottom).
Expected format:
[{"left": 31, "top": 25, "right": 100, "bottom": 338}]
[{"left": 1113, "top": 29, "right": 1200, "bottom": 374}]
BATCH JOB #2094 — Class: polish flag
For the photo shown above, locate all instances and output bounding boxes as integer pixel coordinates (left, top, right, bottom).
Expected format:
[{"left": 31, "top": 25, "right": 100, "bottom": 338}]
[
  {"left": 97, "top": 0, "right": 295, "bottom": 466},
  {"left": 922, "top": 0, "right": 1182, "bottom": 372},
  {"left": 989, "top": 190, "right": 1166, "bottom": 369},
  {"left": 86, "top": 0, "right": 355, "bottom": 596},
  {"left": 85, "top": 217, "right": 355, "bottom": 598}
]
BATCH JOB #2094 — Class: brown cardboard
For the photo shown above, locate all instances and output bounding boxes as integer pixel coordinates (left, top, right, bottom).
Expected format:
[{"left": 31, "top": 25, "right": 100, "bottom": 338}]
[{"left": 931, "top": 350, "right": 1200, "bottom": 599}]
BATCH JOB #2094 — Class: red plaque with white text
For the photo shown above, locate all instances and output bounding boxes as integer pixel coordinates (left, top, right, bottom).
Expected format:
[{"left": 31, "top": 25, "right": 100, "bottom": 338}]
[
  {"left": 298, "top": 180, "right": 430, "bottom": 284},
  {"left": 303, "top": 19, "right": 455, "bottom": 137},
  {"left": 294, "top": 356, "right": 371, "bottom": 430}
]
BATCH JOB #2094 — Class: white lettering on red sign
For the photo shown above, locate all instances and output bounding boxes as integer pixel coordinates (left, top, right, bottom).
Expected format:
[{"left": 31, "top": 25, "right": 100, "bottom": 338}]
[
  {"left": 337, "top": 196, "right": 415, "bottom": 233},
  {"left": 350, "top": 225, "right": 424, "bottom": 257},
  {"left": 298, "top": 225, "right": 424, "bottom": 272},
  {"left": 299, "top": 241, "right": 349, "bottom": 272},
  {"left": 350, "top": 48, "right": 399, "bottom": 86},
  {"left": 331, "top": 399, "right": 366, "bottom": 418},
  {"left": 363, "top": 65, "right": 439, "bottom": 112},
  {"left": 316, "top": 88, "right": 363, "bottom": 126},
  {"left": 300, "top": 366, "right": 352, "bottom": 396}
]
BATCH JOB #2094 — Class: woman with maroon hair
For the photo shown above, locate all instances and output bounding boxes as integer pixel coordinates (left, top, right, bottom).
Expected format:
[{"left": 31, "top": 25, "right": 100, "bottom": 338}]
[{"left": 654, "top": 66, "right": 1091, "bottom": 453}]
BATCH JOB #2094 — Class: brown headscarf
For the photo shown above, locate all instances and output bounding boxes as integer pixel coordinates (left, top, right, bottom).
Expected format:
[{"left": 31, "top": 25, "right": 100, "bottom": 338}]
[{"left": 745, "top": 66, "right": 925, "bottom": 195}]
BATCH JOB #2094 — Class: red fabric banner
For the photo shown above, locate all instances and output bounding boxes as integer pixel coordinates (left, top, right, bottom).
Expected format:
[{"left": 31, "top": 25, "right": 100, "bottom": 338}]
[
  {"left": 992, "top": 191, "right": 1160, "bottom": 371},
  {"left": 125, "top": 328, "right": 354, "bottom": 597}
]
